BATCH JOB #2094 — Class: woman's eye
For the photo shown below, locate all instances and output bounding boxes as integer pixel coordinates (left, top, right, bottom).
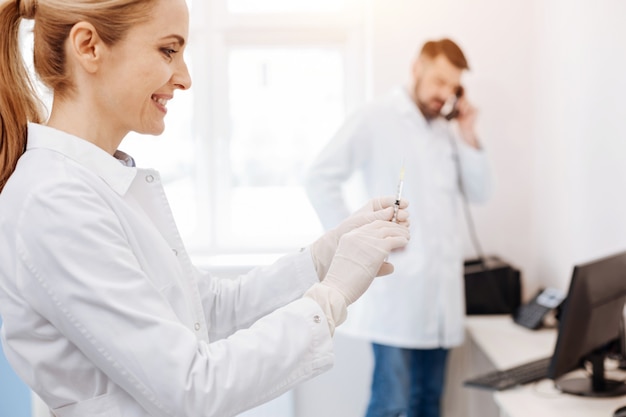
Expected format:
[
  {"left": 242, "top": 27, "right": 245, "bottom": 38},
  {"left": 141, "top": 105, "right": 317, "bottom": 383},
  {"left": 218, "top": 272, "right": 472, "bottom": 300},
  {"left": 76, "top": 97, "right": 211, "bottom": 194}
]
[{"left": 161, "top": 48, "right": 177, "bottom": 58}]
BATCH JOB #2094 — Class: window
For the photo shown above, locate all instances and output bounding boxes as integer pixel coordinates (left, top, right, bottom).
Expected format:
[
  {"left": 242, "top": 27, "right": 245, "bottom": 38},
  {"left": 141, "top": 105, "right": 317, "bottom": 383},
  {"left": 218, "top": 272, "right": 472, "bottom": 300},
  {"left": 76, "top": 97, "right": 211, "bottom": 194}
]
[
  {"left": 121, "top": 0, "right": 367, "bottom": 255},
  {"left": 228, "top": 0, "right": 345, "bottom": 14},
  {"left": 224, "top": 46, "right": 345, "bottom": 247}
]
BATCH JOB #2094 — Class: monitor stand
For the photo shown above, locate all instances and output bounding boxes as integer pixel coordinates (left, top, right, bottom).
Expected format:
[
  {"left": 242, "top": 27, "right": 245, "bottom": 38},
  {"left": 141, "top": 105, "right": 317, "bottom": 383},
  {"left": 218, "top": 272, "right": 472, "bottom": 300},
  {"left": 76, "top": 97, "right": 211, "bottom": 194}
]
[{"left": 557, "top": 349, "right": 626, "bottom": 397}]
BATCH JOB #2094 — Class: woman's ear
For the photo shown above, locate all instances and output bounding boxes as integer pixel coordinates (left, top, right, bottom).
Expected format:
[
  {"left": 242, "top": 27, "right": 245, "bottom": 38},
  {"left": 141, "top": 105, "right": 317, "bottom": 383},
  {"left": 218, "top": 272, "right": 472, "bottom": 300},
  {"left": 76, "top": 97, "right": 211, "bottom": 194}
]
[{"left": 67, "top": 21, "right": 104, "bottom": 74}]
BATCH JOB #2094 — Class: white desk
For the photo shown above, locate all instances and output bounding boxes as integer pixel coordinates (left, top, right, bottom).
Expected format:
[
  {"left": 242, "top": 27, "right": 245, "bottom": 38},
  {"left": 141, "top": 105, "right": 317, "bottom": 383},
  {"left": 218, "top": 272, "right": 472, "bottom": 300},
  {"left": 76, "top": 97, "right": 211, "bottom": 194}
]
[{"left": 463, "top": 315, "right": 626, "bottom": 417}]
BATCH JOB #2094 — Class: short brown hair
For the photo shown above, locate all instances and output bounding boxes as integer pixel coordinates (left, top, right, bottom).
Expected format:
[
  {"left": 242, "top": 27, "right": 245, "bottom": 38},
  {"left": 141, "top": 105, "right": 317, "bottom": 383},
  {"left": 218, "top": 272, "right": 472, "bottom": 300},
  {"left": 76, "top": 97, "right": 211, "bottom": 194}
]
[{"left": 419, "top": 38, "right": 469, "bottom": 70}]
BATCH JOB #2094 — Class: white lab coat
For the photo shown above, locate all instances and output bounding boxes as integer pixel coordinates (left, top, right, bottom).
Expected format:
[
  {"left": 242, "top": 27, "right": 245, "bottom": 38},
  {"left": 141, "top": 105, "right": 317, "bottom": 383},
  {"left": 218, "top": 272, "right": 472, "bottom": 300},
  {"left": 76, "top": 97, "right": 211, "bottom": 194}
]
[
  {"left": 0, "top": 123, "right": 333, "bottom": 417},
  {"left": 305, "top": 87, "right": 491, "bottom": 349}
]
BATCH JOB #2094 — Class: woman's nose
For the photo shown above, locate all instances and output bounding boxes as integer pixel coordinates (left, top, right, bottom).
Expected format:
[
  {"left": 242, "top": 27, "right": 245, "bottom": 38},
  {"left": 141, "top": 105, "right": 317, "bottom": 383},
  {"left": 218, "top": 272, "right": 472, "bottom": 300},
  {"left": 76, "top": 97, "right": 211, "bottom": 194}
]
[{"left": 173, "top": 60, "right": 192, "bottom": 90}]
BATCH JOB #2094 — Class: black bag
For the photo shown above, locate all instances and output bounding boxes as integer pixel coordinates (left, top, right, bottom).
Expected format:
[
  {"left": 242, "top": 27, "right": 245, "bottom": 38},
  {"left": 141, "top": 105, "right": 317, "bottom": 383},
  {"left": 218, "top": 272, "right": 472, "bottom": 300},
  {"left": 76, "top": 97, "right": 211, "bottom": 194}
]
[{"left": 464, "top": 256, "right": 522, "bottom": 315}]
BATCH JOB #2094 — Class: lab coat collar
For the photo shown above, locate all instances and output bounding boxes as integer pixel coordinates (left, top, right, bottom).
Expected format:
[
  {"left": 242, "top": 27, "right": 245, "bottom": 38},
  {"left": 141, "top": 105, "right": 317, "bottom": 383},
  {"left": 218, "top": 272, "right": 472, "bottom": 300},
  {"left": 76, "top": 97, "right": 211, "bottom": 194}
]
[
  {"left": 392, "top": 87, "right": 429, "bottom": 128},
  {"left": 26, "top": 123, "right": 138, "bottom": 195}
]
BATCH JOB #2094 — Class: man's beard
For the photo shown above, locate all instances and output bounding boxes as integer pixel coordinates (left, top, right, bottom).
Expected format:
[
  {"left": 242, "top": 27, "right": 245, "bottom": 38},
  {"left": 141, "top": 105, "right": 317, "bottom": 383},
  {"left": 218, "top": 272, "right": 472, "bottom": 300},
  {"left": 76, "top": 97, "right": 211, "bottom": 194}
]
[{"left": 413, "top": 78, "right": 445, "bottom": 120}]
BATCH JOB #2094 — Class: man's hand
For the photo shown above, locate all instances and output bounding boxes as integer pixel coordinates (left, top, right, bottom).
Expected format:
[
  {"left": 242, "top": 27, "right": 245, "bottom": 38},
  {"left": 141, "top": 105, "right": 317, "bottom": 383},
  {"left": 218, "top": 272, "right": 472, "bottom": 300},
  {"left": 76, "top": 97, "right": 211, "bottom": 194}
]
[{"left": 455, "top": 95, "right": 480, "bottom": 149}]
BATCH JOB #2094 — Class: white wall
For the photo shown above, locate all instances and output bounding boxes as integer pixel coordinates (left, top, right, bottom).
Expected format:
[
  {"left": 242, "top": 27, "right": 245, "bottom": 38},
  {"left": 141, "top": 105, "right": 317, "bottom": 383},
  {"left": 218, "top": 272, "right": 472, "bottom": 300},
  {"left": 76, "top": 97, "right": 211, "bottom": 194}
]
[
  {"left": 294, "top": 1, "right": 626, "bottom": 416},
  {"left": 530, "top": 0, "right": 626, "bottom": 291}
]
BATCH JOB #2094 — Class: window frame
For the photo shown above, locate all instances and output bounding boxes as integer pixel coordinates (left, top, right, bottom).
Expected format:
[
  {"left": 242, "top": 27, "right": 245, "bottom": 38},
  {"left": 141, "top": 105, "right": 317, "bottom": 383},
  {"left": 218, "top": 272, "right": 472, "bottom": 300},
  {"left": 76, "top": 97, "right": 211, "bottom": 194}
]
[{"left": 186, "top": 0, "right": 368, "bottom": 255}]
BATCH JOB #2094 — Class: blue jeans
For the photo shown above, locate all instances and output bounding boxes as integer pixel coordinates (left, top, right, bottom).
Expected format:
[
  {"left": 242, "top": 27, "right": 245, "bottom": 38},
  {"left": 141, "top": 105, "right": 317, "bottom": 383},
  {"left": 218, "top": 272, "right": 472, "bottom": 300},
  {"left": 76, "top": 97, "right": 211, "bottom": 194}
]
[{"left": 364, "top": 344, "right": 449, "bottom": 417}]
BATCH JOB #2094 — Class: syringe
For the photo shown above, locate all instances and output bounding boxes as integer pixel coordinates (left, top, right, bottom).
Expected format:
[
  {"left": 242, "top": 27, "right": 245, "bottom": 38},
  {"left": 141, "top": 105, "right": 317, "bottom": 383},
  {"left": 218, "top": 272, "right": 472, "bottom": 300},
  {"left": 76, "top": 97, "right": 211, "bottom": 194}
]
[{"left": 392, "top": 160, "right": 405, "bottom": 223}]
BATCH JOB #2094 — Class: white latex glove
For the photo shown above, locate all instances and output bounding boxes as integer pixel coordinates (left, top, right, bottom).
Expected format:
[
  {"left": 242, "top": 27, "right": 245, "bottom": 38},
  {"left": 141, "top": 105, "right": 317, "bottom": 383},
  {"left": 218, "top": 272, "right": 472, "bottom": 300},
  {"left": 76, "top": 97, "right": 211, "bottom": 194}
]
[
  {"left": 320, "top": 211, "right": 410, "bottom": 305},
  {"left": 310, "top": 196, "right": 409, "bottom": 280}
]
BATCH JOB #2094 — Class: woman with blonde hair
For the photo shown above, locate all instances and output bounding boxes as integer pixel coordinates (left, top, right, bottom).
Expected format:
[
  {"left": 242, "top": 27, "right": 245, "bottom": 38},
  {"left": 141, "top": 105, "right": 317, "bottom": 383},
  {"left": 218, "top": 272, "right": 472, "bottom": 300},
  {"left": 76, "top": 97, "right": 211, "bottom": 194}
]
[{"left": 0, "top": 0, "right": 410, "bottom": 416}]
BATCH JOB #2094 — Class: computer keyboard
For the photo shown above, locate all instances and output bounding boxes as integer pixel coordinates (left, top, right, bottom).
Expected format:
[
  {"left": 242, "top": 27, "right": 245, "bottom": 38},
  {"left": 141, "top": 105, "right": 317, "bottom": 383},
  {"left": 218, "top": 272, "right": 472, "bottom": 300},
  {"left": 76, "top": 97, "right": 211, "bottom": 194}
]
[{"left": 463, "top": 356, "right": 552, "bottom": 391}]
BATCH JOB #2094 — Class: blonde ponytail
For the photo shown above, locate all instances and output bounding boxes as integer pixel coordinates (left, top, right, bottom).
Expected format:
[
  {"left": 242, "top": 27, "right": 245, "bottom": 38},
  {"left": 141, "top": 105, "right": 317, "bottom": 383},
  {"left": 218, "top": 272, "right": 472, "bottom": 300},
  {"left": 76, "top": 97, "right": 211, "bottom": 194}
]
[{"left": 0, "top": 0, "right": 43, "bottom": 192}]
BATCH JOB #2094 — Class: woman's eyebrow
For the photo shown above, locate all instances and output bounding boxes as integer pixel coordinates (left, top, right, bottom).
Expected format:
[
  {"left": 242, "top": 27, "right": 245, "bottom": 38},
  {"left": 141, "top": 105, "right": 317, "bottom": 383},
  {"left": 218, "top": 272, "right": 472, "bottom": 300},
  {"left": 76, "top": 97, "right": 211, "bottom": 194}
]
[{"left": 161, "top": 34, "right": 185, "bottom": 46}]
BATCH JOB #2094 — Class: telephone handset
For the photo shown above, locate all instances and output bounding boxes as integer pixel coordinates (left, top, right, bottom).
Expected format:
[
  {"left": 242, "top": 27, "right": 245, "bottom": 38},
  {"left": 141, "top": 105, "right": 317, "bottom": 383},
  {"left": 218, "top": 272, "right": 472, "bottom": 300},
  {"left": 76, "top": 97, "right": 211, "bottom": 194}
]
[
  {"left": 514, "top": 287, "right": 566, "bottom": 330},
  {"left": 441, "top": 86, "right": 464, "bottom": 120}
]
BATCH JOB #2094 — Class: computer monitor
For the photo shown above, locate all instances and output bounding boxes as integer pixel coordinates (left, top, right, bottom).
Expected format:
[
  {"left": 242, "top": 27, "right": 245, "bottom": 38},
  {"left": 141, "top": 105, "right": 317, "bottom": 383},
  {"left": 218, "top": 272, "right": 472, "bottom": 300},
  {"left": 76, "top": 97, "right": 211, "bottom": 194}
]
[{"left": 547, "top": 250, "right": 626, "bottom": 397}]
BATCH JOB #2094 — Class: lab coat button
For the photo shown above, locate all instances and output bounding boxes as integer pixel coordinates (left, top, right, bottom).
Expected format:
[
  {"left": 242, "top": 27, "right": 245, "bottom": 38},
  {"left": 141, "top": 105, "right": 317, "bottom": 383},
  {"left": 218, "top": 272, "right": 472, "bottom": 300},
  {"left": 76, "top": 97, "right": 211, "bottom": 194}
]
[
  {"left": 145, "top": 174, "right": 155, "bottom": 183},
  {"left": 194, "top": 323, "right": 201, "bottom": 331},
  {"left": 172, "top": 249, "right": 178, "bottom": 256},
  {"left": 313, "top": 315, "right": 321, "bottom": 324}
]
